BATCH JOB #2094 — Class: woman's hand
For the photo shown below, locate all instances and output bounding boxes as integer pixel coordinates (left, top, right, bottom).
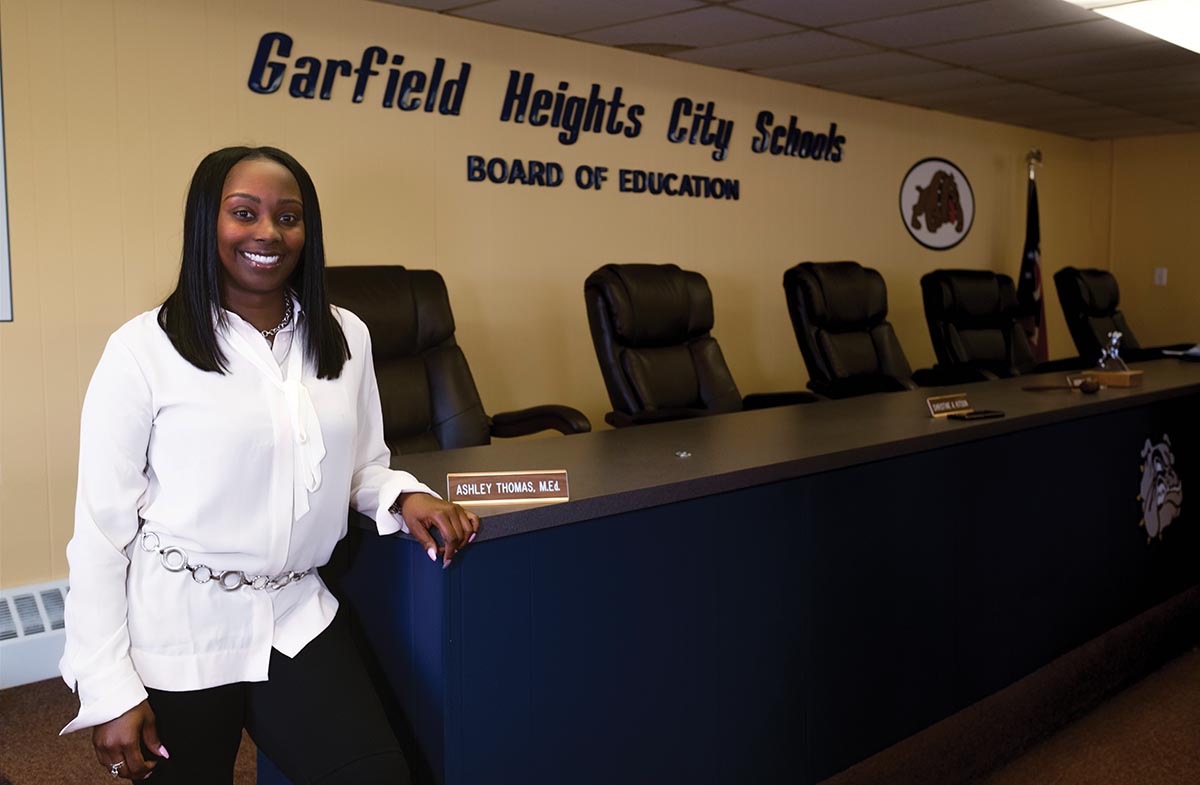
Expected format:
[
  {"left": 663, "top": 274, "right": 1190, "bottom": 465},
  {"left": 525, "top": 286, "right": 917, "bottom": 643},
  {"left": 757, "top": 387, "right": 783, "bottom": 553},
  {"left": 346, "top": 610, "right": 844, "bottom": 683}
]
[
  {"left": 92, "top": 700, "right": 167, "bottom": 780},
  {"left": 397, "top": 492, "right": 481, "bottom": 567}
]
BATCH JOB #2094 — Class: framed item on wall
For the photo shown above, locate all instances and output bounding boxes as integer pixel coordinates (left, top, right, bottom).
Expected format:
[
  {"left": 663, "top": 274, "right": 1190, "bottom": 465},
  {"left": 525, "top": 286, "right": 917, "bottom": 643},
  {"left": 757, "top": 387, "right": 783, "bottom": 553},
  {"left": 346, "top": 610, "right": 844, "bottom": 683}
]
[
  {"left": 900, "top": 157, "right": 974, "bottom": 251},
  {"left": 0, "top": 50, "right": 10, "bottom": 322}
]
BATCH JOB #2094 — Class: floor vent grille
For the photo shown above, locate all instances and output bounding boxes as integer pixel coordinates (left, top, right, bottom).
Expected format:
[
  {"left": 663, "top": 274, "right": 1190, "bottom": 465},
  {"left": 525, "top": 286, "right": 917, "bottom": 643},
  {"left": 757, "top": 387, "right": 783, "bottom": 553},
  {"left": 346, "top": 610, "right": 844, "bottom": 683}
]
[{"left": 0, "top": 580, "right": 69, "bottom": 689}]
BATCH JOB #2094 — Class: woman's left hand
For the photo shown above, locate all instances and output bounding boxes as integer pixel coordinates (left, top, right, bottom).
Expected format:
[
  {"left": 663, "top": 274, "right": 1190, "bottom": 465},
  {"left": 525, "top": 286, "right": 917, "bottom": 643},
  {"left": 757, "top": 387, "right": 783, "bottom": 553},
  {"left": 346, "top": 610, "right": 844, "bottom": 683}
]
[{"left": 397, "top": 492, "right": 480, "bottom": 567}]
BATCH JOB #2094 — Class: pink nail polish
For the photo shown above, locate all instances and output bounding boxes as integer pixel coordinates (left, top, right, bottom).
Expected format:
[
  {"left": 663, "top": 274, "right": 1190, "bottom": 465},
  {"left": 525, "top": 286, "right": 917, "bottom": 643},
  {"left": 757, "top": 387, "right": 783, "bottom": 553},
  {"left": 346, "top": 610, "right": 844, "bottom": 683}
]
[
  {"left": 426, "top": 546, "right": 437, "bottom": 563},
  {"left": 468, "top": 532, "right": 477, "bottom": 543},
  {"left": 158, "top": 745, "right": 170, "bottom": 759}
]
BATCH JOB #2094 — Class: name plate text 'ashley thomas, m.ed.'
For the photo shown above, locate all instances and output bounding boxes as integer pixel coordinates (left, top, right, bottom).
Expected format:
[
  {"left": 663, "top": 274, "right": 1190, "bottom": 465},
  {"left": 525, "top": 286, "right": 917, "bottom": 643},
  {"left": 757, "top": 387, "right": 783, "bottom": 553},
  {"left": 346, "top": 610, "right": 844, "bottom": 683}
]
[{"left": 447, "top": 470, "right": 570, "bottom": 505}]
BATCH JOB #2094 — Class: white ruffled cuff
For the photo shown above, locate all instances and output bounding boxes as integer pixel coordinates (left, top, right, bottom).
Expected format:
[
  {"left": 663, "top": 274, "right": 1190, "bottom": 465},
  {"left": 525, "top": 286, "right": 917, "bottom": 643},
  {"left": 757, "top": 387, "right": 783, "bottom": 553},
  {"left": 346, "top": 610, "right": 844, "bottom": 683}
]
[
  {"left": 60, "top": 667, "right": 147, "bottom": 735},
  {"left": 373, "top": 472, "right": 440, "bottom": 536}
]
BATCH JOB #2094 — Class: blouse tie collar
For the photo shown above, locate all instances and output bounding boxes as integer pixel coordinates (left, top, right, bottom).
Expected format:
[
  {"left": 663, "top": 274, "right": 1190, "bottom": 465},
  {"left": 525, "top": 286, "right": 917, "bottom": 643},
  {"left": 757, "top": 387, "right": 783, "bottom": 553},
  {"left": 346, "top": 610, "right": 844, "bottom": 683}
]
[{"left": 220, "top": 301, "right": 325, "bottom": 520}]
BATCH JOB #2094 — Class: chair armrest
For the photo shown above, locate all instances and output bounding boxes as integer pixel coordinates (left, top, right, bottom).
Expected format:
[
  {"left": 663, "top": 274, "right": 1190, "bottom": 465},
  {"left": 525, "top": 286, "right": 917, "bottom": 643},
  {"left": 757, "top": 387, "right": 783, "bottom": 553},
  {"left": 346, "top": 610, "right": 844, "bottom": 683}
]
[
  {"left": 742, "top": 391, "right": 819, "bottom": 410},
  {"left": 912, "top": 365, "right": 995, "bottom": 387},
  {"left": 1128, "top": 344, "right": 1197, "bottom": 362},
  {"left": 490, "top": 405, "right": 592, "bottom": 438},
  {"left": 604, "top": 408, "right": 711, "bottom": 428},
  {"left": 1032, "top": 356, "right": 1091, "bottom": 373},
  {"left": 808, "top": 376, "right": 916, "bottom": 399}
]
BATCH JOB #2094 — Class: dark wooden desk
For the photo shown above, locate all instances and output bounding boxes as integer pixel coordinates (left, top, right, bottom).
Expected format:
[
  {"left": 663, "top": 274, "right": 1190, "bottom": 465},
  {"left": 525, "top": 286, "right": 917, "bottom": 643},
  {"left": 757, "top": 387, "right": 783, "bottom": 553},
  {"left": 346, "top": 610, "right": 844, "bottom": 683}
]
[{"left": 261, "top": 360, "right": 1200, "bottom": 785}]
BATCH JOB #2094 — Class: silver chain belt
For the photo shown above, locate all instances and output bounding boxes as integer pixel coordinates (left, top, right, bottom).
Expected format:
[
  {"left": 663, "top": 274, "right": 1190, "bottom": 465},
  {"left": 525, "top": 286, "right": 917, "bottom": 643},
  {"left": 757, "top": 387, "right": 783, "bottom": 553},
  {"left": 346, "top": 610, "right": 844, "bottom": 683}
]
[{"left": 139, "top": 531, "right": 311, "bottom": 591}]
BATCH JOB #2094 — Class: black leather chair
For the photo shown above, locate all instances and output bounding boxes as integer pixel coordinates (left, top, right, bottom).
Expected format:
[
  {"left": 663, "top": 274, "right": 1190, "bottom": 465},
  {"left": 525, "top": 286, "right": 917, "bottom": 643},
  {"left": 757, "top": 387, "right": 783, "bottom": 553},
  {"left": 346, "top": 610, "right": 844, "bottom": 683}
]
[
  {"left": 1054, "top": 267, "right": 1196, "bottom": 364},
  {"left": 783, "top": 261, "right": 918, "bottom": 399},
  {"left": 585, "top": 263, "right": 816, "bottom": 427},
  {"left": 327, "top": 266, "right": 590, "bottom": 454},
  {"left": 1053, "top": 267, "right": 1137, "bottom": 363},
  {"left": 921, "top": 269, "right": 1069, "bottom": 379}
]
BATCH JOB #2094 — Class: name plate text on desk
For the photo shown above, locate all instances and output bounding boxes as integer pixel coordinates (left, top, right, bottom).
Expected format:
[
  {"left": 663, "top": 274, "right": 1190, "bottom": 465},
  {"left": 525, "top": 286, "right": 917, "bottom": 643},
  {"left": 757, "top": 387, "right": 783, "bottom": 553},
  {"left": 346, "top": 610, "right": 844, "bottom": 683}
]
[
  {"left": 926, "top": 393, "right": 973, "bottom": 418},
  {"left": 447, "top": 470, "right": 570, "bottom": 504}
]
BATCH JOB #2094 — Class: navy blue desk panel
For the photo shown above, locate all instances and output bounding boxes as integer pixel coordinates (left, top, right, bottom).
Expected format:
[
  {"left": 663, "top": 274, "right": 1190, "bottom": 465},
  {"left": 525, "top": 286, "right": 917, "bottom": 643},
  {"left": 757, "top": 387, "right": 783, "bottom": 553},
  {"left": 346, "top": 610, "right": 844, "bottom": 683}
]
[{"left": 259, "top": 360, "right": 1200, "bottom": 785}]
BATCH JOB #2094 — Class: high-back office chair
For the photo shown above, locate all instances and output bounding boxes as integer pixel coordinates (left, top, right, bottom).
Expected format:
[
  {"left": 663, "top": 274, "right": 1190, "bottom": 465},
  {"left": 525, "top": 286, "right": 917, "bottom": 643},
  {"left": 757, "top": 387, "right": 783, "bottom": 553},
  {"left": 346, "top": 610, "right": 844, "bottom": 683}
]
[
  {"left": 920, "top": 269, "right": 1040, "bottom": 379},
  {"left": 584, "top": 263, "right": 816, "bottom": 427},
  {"left": 326, "top": 266, "right": 590, "bottom": 454},
  {"left": 1053, "top": 266, "right": 1196, "bottom": 363},
  {"left": 783, "top": 261, "right": 917, "bottom": 399},
  {"left": 1053, "top": 267, "right": 1140, "bottom": 362}
]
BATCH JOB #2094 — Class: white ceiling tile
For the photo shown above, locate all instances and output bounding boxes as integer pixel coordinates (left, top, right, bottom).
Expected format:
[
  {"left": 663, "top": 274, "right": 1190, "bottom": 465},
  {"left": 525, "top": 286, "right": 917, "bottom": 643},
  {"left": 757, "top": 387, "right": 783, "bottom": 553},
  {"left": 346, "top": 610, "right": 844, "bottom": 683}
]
[
  {"left": 452, "top": 0, "right": 702, "bottom": 36},
  {"left": 828, "top": 0, "right": 1097, "bottom": 49},
  {"left": 376, "top": 0, "right": 490, "bottom": 11},
  {"left": 1035, "top": 64, "right": 1200, "bottom": 92},
  {"left": 1168, "top": 108, "right": 1200, "bottom": 124},
  {"left": 981, "top": 41, "right": 1198, "bottom": 80},
  {"left": 905, "top": 84, "right": 1097, "bottom": 114},
  {"left": 753, "top": 51, "right": 945, "bottom": 86},
  {"left": 1137, "top": 99, "right": 1200, "bottom": 119},
  {"left": 978, "top": 103, "right": 1133, "bottom": 124},
  {"left": 1043, "top": 115, "right": 1197, "bottom": 139},
  {"left": 574, "top": 6, "right": 797, "bottom": 48},
  {"left": 671, "top": 31, "right": 880, "bottom": 70},
  {"left": 833, "top": 68, "right": 1004, "bottom": 99},
  {"left": 376, "top": 0, "right": 1200, "bottom": 139},
  {"left": 1099, "top": 81, "right": 1200, "bottom": 108},
  {"left": 728, "top": 0, "right": 965, "bottom": 28},
  {"left": 913, "top": 20, "right": 1158, "bottom": 67}
]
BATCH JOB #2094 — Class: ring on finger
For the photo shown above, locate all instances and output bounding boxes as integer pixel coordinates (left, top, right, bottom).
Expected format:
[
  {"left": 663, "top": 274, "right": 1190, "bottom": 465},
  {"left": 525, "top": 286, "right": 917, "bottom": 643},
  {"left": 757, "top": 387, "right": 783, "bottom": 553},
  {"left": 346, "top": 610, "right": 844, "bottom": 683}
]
[{"left": 109, "top": 760, "right": 126, "bottom": 778}]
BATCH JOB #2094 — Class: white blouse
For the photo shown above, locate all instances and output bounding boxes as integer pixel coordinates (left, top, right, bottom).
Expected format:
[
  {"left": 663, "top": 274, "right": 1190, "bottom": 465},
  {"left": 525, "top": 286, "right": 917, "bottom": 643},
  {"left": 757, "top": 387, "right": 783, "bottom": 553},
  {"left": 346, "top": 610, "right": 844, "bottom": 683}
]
[{"left": 60, "top": 299, "right": 435, "bottom": 734}]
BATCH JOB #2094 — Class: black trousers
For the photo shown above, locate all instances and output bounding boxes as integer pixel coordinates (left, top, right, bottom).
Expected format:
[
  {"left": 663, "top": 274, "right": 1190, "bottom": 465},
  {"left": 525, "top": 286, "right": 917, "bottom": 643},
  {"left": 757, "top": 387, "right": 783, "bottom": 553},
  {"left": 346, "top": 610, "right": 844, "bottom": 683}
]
[{"left": 145, "top": 611, "right": 410, "bottom": 785}]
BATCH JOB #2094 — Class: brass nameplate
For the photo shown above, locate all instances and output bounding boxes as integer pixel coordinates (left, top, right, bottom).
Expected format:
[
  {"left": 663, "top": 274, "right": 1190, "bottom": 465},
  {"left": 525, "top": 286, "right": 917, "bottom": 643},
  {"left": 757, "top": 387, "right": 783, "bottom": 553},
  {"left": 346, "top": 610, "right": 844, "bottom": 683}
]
[
  {"left": 927, "top": 393, "right": 973, "bottom": 418},
  {"left": 447, "top": 470, "right": 569, "bottom": 505}
]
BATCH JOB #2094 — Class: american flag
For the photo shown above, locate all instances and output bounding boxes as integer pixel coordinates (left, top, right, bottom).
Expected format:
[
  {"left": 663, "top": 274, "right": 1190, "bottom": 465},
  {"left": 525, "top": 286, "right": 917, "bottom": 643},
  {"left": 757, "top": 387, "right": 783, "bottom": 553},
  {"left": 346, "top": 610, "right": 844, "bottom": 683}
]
[{"left": 1016, "top": 177, "right": 1047, "bottom": 362}]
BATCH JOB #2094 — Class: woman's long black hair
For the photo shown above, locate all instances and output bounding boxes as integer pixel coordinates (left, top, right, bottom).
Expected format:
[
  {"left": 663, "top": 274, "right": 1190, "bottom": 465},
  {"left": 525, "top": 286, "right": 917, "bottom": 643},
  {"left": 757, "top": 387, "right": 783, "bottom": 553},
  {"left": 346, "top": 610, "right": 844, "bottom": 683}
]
[{"left": 158, "top": 146, "right": 350, "bottom": 379}]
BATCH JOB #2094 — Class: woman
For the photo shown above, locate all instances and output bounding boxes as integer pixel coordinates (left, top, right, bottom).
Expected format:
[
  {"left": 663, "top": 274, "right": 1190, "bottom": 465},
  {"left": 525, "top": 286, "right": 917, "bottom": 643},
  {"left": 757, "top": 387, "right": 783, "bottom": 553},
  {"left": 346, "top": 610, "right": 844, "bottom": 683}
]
[{"left": 60, "top": 146, "right": 479, "bottom": 783}]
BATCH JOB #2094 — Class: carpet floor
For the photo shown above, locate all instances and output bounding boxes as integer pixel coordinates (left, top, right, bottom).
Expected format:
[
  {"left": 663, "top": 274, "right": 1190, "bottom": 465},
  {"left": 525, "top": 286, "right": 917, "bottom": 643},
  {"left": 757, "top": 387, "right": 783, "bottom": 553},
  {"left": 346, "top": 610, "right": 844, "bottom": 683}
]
[{"left": 2, "top": 648, "right": 1198, "bottom": 784}]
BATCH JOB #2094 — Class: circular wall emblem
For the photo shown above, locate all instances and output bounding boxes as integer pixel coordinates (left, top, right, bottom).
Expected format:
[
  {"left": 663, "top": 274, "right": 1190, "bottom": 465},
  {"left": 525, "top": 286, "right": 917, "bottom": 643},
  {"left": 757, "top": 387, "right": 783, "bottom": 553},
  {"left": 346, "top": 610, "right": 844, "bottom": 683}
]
[{"left": 900, "top": 158, "right": 974, "bottom": 250}]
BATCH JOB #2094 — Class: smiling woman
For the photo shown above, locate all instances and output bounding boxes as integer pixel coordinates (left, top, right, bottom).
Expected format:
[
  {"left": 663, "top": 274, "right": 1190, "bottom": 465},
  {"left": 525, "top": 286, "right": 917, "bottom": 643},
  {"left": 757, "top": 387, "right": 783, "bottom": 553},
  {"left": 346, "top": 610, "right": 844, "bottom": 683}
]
[{"left": 57, "top": 146, "right": 482, "bottom": 784}]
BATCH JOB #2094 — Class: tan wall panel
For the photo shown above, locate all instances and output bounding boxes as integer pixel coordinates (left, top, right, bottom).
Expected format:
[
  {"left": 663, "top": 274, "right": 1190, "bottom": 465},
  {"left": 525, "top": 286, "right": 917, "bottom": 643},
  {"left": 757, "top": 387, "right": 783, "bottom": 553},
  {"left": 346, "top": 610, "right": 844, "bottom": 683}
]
[
  {"left": 2, "top": 0, "right": 65, "bottom": 586},
  {"left": 0, "top": 0, "right": 1122, "bottom": 588},
  {"left": 1110, "top": 133, "right": 1200, "bottom": 348}
]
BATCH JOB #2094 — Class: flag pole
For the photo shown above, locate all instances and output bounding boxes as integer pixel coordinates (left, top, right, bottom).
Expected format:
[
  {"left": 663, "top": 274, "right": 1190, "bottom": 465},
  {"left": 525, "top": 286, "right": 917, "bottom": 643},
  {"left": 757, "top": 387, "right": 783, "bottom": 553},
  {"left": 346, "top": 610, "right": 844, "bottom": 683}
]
[{"left": 1027, "top": 148, "right": 1042, "bottom": 182}]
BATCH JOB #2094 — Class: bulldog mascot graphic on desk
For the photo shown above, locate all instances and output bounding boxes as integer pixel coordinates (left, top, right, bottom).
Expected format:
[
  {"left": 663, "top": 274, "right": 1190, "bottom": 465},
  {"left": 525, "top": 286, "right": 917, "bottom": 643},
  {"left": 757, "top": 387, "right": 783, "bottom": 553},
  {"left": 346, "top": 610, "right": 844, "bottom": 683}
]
[{"left": 1139, "top": 435, "right": 1183, "bottom": 541}]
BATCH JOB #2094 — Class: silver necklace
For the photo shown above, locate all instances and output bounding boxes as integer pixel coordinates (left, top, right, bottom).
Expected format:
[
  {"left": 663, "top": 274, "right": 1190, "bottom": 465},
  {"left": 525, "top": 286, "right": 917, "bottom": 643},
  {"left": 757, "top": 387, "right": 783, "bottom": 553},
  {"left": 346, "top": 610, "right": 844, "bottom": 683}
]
[{"left": 261, "top": 298, "right": 293, "bottom": 339}]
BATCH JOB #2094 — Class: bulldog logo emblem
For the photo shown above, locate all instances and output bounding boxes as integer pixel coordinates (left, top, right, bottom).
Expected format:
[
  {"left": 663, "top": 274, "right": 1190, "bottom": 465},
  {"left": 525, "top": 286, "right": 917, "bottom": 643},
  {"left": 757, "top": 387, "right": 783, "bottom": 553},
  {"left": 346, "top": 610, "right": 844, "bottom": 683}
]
[
  {"left": 1139, "top": 435, "right": 1183, "bottom": 540},
  {"left": 899, "top": 158, "right": 974, "bottom": 250},
  {"left": 910, "top": 169, "right": 964, "bottom": 234}
]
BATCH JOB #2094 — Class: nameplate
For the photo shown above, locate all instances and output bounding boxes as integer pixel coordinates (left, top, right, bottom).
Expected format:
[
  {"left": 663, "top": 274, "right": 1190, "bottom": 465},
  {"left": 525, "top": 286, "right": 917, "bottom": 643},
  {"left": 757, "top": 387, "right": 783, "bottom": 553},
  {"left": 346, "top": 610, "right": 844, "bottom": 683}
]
[
  {"left": 447, "top": 470, "right": 570, "bottom": 505},
  {"left": 926, "top": 393, "right": 973, "bottom": 418}
]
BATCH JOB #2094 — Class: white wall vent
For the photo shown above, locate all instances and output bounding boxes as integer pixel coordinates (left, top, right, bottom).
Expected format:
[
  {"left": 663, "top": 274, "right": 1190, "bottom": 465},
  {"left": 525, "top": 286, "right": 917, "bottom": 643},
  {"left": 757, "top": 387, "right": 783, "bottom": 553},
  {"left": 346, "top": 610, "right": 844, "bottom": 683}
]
[{"left": 0, "top": 579, "right": 69, "bottom": 689}]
